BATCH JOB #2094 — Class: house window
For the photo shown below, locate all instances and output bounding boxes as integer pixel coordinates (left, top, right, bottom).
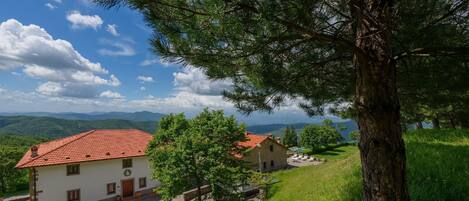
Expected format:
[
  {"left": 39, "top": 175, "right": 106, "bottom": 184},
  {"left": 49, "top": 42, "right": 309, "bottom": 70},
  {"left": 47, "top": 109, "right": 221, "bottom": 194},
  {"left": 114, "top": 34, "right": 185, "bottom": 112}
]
[
  {"left": 263, "top": 162, "right": 267, "bottom": 169},
  {"left": 67, "top": 164, "right": 80, "bottom": 176},
  {"left": 107, "top": 183, "right": 116, "bottom": 195},
  {"left": 271, "top": 160, "right": 275, "bottom": 167},
  {"left": 67, "top": 189, "right": 80, "bottom": 201},
  {"left": 139, "top": 177, "right": 147, "bottom": 188},
  {"left": 123, "top": 159, "right": 132, "bottom": 168},
  {"left": 270, "top": 145, "right": 274, "bottom": 152}
]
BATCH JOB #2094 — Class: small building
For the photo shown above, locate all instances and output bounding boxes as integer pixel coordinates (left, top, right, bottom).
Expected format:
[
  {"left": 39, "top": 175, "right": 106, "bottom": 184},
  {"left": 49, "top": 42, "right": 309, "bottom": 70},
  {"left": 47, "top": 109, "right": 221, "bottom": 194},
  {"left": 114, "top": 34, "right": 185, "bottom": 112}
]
[
  {"left": 238, "top": 132, "right": 288, "bottom": 172},
  {"left": 15, "top": 129, "right": 159, "bottom": 201}
]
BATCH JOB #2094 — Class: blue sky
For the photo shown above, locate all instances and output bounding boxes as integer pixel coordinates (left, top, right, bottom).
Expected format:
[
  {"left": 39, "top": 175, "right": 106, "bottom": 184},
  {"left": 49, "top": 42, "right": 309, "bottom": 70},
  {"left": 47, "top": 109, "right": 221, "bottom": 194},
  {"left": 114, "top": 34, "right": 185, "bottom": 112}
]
[{"left": 0, "top": 0, "right": 331, "bottom": 124}]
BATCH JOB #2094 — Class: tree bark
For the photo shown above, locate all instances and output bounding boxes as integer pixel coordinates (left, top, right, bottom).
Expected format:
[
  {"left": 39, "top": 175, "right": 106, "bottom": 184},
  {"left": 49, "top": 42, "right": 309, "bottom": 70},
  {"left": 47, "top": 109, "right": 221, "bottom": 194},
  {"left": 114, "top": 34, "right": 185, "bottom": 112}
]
[
  {"left": 432, "top": 117, "right": 440, "bottom": 129},
  {"left": 449, "top": 118, "right": 456, "bottom": 129},
  {"left": 351, "top": 0, "right": 409, "bottom": 200},
  {"left": 416, "top": 122, "right": 423, "bottom": 129}
]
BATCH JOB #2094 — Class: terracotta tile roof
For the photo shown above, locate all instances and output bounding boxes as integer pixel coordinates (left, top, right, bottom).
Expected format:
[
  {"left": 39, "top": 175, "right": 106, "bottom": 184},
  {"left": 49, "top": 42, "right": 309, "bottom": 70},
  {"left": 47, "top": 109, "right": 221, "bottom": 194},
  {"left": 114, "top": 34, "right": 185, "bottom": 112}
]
[
  {"left": 16, "top": 129, "right": 153, "bottom": 169},
  {"left": 237, "top": 132, "right": 269, "bottom": 149}
]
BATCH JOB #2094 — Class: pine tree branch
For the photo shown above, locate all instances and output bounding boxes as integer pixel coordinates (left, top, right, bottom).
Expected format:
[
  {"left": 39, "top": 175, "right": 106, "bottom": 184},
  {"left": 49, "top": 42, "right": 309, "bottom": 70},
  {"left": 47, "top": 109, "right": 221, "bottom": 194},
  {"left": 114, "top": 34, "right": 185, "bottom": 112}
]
[
  {"left": 235, "top": 2, "right": 356, "bottom": 49},
  {"left": 419, "top": 0, "right": 468, "bottom": 32},
  {"left": 394, "top": 46, "right": 469, "bottom": 60}
]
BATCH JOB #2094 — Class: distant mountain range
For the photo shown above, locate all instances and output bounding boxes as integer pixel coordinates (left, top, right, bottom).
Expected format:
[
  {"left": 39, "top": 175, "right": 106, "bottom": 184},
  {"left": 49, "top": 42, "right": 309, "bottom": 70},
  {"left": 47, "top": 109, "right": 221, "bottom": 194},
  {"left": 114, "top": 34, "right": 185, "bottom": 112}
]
[
  {"left": 0, "top": 111, "right": 357, "bottom": 141},
  {"left": 0, "top": 116, "right": 157, "bottom": 138},
  {"left": 246, "top": 120, "right": 358, "bottom": 141},
  {"left": 0, "top": 111, "right": 165, "bottom": 122}
]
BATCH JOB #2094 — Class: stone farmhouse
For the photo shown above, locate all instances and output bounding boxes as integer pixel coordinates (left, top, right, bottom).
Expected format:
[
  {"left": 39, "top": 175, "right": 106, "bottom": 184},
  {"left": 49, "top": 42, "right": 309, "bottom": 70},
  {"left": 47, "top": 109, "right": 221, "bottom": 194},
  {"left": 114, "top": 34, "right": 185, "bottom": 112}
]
[{"left": 238, "top": 132, "right": 288, "bottom": 172}]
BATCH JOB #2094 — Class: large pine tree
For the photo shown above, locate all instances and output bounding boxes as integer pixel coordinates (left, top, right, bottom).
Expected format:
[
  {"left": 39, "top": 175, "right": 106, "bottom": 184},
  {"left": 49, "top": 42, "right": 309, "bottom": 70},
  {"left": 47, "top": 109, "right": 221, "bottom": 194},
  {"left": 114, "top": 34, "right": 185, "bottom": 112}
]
[{"left": 96, "top": 0, "right": 468, "bottom": 200}]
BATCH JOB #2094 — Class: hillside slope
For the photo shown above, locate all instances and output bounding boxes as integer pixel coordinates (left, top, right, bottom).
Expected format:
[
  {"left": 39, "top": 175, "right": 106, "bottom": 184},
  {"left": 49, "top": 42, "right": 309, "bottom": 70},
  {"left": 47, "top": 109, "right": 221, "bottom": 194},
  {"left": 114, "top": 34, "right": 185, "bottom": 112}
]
[
  {"left": 0, "top": 116, "right": 157, "bottom": 138},
  {"left": 268, "top": 129, "right": 469, "bottom": 201}
]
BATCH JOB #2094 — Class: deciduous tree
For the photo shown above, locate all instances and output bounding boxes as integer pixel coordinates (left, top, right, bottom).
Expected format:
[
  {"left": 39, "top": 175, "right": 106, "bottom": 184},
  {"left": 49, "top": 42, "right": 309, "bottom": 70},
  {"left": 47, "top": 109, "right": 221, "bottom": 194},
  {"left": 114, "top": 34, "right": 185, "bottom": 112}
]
[
  {"left": 300, "top": 124, "right": 343, "bottom": 149},
  {"left": 146, "top": 109, "right": 249, "bottom": 201}
]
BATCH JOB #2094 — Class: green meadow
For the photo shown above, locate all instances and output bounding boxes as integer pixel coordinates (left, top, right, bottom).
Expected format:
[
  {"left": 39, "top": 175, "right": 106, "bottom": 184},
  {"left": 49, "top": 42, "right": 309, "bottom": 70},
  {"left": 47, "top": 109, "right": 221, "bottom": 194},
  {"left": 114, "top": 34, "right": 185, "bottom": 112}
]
[{"left": 268, "top": 129, "right": 469, "bottom": 201}]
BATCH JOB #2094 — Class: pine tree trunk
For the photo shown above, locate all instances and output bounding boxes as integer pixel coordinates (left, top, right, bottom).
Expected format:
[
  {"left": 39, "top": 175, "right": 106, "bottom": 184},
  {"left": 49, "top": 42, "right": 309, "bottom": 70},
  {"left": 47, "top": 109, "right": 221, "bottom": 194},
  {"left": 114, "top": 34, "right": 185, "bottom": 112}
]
[
  {"left": 351, "top": 0, "right": 409, "bottom": 200},
  {"left": 416, "top": 122, "right": 423, "bottom": 129},
  {"left": 432, "top": 117, "right": 440, "bottom": 129},
  {"left": 449, "top": 118, "right": 456, "bottom": 129}
]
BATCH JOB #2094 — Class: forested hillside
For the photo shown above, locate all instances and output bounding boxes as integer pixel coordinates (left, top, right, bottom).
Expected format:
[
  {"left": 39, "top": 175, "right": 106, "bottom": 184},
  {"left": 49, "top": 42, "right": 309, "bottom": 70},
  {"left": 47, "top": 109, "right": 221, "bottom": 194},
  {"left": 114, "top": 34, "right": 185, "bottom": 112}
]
[
  {"left": 0, "top": 116, "right": 157, "bottom": 138},
  {"left": 0, "top": 135, "right": 45, "bottom": 197}
]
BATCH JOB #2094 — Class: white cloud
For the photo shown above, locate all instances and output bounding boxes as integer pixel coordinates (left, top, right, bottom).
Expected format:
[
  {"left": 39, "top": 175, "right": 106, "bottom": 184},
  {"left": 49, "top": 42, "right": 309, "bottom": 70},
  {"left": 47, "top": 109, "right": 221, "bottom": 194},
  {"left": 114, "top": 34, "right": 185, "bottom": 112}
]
[
  {"left": 140, "top": 86, "right": 146, "bottom": 91},
  {"left": 140, "top": 58, "right": 174, "bottom": 67},
  {"left": 22, "top": 65, "right": 120, "bottom": 87},
  {"left": 100, "top": 90, "right": 124, "bottom": 99},
  {"left": 140, "top": 59, "right": 158, "bottom": 66},
  {"left": 173, "top": 67, "right": 232, "bottom": 95},
  {"left": 106, "top": 24, "right": 119, "bottom": 36},
  {"left": 129, "top": 67, "right": 236, "bottom": 110},
  {"left": 36, "top": 81, "right": 98, "bottom": 98},
  {"left": 0, "top": 19, "right": 106, "bottom": 73},
  {"left": 23, "top": 65, "right": 63, "bottom": 81},
  {"left": 52, "top": 0, "right": 62, "bottom": 3},
  {"left": 128, "top": 91, "right": 233, "bottom": 111},
  {"left": 137, "top": 76, "right": 154, "bottom": 83},
  {"left": 45, "top": 3, "right": 57, "bottom": 10},
  {"left": 71, "top": 71, "right": 121, "bottom": 86},
  {"left": 66, "top": 11, "right": 103, "bottom": 30},
  {"left": 0, "top": 19, "right": 119, "bottom": 99},
  {"left": 98, "top": 39, "right": 135, "bottom": 56},
  {"left": 36, "top": 81, "right": 63, "bottom": 96}
]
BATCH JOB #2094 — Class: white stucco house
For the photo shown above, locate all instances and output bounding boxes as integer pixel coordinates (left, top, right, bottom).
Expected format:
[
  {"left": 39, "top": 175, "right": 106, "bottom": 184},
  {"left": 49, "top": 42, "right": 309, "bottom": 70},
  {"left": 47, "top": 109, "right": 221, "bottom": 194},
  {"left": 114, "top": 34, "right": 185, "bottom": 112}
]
[{"left": 15, "top": 129, "right": 160, "bottom": 201}]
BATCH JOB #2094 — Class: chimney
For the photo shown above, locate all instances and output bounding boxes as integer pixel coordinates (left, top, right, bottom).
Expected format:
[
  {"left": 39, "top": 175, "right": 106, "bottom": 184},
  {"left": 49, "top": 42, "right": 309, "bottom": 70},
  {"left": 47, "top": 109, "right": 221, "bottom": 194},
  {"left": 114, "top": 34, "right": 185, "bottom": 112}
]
[
  {"left": 276, "top": 137, "right": 281, "bottom": 143},
  {"left": 31, "top": 145, "right": 39, "bottom": 158}
]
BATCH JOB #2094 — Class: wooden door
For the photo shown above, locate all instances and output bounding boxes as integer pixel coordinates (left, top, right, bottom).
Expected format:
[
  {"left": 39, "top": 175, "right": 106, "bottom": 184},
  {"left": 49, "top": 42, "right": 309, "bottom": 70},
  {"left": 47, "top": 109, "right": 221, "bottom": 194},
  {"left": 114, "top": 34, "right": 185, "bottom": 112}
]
[{"left": 121, "top": 179, "right": 134, "bottom": 198}]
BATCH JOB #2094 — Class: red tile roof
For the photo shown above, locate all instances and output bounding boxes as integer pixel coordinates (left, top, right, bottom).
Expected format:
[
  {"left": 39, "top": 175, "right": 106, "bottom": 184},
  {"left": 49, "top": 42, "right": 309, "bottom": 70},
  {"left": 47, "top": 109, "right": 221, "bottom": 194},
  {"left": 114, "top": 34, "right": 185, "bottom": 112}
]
[
  {"left": 237, "top": 132, "right": 269, "bottom": 149},
  {"left": 16, "top": 129, "right": 153, "bottom": 169}
]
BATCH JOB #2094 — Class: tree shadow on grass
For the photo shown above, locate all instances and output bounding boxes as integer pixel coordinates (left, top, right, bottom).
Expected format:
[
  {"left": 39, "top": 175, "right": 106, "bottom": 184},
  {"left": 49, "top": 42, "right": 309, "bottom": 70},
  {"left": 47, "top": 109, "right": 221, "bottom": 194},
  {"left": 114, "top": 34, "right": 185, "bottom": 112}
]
[{"left": 318, "top": 151, "right": 340, "bottom": 156}]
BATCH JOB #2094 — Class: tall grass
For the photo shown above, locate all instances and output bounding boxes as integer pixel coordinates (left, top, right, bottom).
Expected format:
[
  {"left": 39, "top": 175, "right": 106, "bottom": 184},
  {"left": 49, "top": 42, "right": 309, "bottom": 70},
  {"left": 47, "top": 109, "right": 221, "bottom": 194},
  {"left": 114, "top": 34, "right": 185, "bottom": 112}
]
[
  {"left": 405, "top": 129, "right": 469, "bottom": 201},
  {"left": 268, "top": 129, "right": 469, "bottom": 201}
]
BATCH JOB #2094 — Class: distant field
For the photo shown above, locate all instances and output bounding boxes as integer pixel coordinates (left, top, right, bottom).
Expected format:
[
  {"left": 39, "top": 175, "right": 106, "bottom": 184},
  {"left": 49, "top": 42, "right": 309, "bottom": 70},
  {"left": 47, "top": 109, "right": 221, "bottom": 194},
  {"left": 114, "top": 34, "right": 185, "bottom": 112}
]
[{"left": 268, "top": 129, "right": 469, "bottom": 201}]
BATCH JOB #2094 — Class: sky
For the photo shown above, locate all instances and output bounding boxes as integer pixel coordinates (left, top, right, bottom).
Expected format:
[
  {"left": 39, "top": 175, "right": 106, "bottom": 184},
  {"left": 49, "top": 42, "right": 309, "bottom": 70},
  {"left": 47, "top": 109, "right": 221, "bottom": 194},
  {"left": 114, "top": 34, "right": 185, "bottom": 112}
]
[{"left": 0, "top": 0, "right": 336, "bottom": 125}]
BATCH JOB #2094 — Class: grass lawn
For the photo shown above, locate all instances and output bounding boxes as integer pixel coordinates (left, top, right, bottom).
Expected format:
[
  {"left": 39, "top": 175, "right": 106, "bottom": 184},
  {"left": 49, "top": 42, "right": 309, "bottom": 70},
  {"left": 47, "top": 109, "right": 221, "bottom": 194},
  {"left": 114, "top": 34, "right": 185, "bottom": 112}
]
[
  {"left": 268, "top": 129, "right": 469, "bottom": 201},
  {"left": 313, "top": 144, "right": 358, "bottom": 161}
]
